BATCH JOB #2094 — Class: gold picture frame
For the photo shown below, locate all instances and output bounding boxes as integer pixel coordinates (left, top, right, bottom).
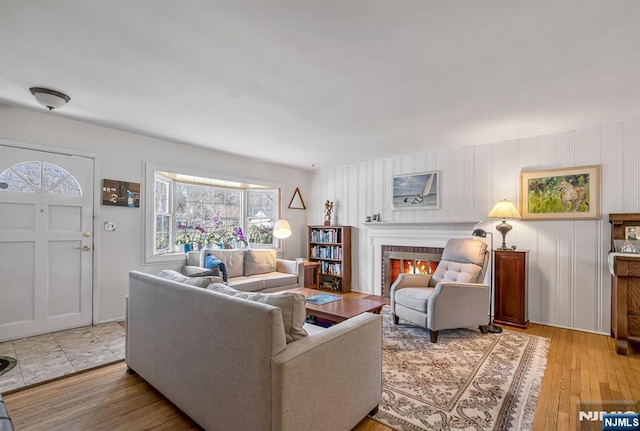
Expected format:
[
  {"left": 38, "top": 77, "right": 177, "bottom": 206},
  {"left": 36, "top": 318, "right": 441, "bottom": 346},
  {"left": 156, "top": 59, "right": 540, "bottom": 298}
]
[{"left": 519, "top": 165, "right": 601, "bottom": 220}]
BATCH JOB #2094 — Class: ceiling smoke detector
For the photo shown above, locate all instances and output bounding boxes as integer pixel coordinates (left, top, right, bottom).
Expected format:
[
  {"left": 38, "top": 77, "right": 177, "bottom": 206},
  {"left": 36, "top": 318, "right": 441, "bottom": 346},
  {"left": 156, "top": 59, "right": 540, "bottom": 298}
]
[{"left": 29, "top": 87, "right": 71, "bottom": 110}]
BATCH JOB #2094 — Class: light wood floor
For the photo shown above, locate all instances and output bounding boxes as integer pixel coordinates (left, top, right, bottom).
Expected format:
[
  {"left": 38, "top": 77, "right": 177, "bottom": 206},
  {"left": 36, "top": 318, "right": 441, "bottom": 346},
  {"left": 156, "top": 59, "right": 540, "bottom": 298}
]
[{"left": 4, "top": 322, "right": 639, "bottom": 431}]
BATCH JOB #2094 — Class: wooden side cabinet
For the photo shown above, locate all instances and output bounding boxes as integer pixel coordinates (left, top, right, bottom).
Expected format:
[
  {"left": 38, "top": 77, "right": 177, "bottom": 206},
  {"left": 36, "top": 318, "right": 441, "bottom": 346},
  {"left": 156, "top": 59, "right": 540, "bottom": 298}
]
[
  {"left": 609, "top": 213, "right": 640, "bottom": 355},
  {"left": 303, "top": 261, "right": 321, "bottom": 289},
  {"left": 493, "top": 250, "right": 529, "bottom": 328}
]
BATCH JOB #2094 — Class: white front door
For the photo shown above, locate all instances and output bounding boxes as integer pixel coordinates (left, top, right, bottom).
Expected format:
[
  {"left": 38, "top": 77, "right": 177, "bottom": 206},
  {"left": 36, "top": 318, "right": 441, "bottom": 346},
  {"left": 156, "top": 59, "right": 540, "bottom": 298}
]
[{"left": 0, "top": 145, "right": 94, "bottom": 342}]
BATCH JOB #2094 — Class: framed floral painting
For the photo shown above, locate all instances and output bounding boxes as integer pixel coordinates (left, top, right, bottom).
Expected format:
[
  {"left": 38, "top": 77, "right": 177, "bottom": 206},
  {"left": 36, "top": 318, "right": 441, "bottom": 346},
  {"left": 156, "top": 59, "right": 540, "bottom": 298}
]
[{"left": 519, "top": 165, "right": 600, "bottom": 220}]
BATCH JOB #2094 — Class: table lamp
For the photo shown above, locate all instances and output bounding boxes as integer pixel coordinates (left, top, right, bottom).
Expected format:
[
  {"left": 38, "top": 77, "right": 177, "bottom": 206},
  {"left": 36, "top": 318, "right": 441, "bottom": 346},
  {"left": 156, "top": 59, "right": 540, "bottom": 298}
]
[{"left": 488, "top": 199, "right": 520, "bottom": 250}]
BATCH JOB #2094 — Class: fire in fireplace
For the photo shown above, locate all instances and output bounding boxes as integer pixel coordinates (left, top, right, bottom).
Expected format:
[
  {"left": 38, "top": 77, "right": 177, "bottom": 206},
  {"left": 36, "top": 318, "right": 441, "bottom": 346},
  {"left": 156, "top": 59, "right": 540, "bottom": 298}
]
[{"left": 382, "top": 245, "right": 444, "bottom": 296}]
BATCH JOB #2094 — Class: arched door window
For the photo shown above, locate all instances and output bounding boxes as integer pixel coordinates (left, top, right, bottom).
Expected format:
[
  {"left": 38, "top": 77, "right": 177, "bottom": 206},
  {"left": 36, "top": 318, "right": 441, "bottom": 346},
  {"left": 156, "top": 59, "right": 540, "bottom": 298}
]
[{"left": 0, "top": 161, "right": 82, "bottom": 195}]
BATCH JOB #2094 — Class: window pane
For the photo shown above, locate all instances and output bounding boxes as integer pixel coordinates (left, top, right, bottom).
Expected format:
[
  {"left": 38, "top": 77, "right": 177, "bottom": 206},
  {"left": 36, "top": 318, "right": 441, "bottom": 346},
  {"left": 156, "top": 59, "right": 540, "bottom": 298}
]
[
  {"left": 247, "top": 190, "right": 275, "bottom": 244},
  {"left": 0, "top": 168, "right": 36, "bottom": 192},
  {"left": 155, "top": 214, "right": 171, "bottom": 253},
  {"left": 175, "top": 183, "right": 242, "bottom": 245},
  {"left": 1, "top": 162, "right": 82, "bottom": 195},
  {"left": 43, "top": 162, "right": 69, "bottom": 189},
  {"left": 12, "top": 161, "right": 41, "bottom": 189},
  {"left": 48, "top": 175, "right": 82, "bottom": 196},
  {"left": 155, "top": 179, "right": 169, "bottom": 213}
]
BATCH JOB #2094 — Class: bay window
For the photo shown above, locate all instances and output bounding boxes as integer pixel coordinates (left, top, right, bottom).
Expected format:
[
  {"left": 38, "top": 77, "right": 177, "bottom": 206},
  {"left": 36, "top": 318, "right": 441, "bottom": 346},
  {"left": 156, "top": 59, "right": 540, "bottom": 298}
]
[{"left": 147, "top": 166, "right": 281, "bottom": 262}]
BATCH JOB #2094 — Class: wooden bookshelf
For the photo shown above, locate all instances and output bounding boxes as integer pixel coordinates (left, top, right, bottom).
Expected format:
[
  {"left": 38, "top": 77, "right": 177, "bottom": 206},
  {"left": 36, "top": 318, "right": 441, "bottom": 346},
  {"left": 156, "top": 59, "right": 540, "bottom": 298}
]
[{"left": 307, "top": 225, "right": 352, "bottom": 293}]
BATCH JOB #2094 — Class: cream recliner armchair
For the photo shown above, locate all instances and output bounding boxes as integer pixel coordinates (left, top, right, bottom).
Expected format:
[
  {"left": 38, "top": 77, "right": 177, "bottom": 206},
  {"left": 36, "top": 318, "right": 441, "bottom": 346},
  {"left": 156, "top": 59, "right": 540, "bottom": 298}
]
[{"left": 390, "top": 238, "right": 490, "bottom": 342}]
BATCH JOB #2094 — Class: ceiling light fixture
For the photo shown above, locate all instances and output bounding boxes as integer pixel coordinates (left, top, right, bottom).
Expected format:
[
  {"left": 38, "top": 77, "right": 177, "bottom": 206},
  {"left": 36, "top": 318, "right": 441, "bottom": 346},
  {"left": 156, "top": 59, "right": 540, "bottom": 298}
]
[{"left": 29, "top": 87, "right": 71, "bottom": 110}]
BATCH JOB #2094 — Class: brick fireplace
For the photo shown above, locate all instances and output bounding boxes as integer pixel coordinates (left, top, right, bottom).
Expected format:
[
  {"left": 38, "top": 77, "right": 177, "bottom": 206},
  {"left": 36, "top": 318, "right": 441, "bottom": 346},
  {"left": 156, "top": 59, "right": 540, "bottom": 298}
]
[
  {"left": 381, "top": 245, "right": 444, "bottom": 296},
  {"left": 363, "top": 221, "right": 480, "bottom": 296}
]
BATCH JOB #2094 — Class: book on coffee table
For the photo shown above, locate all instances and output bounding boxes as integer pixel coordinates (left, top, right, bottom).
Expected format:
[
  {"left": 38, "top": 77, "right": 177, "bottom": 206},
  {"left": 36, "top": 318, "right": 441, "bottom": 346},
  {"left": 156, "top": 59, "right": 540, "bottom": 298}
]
[{"left": 306, "top": 293, "right": 342, "bottom": 305}]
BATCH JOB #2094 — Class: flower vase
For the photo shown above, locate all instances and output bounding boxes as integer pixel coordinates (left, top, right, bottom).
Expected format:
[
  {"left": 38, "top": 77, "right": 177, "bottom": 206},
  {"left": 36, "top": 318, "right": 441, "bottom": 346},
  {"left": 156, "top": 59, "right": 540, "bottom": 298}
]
[{"left": 182, "top": 243, "right": 193, "bottom": 253}]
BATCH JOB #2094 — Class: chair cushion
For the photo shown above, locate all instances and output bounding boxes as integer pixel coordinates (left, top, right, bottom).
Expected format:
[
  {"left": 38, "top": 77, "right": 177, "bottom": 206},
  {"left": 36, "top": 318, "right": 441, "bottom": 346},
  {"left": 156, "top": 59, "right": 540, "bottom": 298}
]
[
  {"left": 255, "top": 272, "right": 298, "bottom": 288},
  {"left": 431, "top": 239, "right": 487, "bottom": 284},
  {"left": 244, "top": 249, "right": 277, "bottom": 276},
  {"left": 227, "top": 277, "right": 266, "bottom": 292},
  {"left": 208, "top": 284, "right": 308, "bottom": 343},
  {"left": 432, "top": 261, "right": 480, "bottom": 284},
  {"left": 441, "top": 238, "right": 486, "bottom": 267},
  {"left": 393, "top": 287, "right": 434, "bottom": 313}
]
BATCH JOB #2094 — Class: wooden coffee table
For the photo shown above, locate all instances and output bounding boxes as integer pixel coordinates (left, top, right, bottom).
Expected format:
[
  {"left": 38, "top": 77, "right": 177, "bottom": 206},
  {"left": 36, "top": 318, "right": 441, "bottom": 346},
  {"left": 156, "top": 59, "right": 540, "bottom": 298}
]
[{"left": 287, "top": 287, "right": 386, "bottom": 323}]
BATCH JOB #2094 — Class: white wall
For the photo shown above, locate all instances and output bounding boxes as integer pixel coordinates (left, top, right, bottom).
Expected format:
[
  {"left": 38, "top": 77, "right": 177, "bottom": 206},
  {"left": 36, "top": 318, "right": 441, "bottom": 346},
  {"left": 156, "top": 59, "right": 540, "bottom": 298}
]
[
  {"left": 0, "top": 104, "right": 311, "bottom": 323},
  {"left": 309, "top": 117, "right": 640, "bottom": 334}
]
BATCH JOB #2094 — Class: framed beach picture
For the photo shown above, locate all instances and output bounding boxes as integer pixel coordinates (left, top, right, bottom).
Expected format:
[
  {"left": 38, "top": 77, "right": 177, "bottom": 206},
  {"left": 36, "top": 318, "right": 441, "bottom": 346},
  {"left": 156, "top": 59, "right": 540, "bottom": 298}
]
[
  {"left": 519, "top": 165, "right": 600, "bottom": 220},
  {"left": 392, "top": 171, "right": 439, "bottom": 210}
]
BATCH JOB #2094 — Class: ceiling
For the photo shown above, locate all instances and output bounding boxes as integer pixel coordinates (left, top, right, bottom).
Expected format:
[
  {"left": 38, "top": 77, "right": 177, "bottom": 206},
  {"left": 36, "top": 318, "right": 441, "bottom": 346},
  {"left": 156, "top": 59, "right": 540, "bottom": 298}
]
[{"left": 1, "top": 1, "right": 638, "bottom": 170}]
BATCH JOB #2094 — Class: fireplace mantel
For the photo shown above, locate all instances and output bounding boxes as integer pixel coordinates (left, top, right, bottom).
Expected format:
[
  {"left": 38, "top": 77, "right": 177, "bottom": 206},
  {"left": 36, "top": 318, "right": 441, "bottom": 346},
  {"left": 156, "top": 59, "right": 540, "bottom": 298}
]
[
  {"left": 363, "top": 220, "right": 482, "bottom": 295},
  {"left": 364, "top": 221, "right": 479, "bottom": 231}
]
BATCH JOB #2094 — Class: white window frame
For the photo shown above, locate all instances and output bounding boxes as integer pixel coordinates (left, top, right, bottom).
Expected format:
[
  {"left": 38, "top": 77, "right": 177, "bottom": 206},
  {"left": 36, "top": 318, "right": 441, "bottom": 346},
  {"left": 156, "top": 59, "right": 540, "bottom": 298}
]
[
  {"left": 143, "top": 163, "right": 283, "bottom": 265},
  {"left": 153, "top": 173, "right": 172, "bottom": 255}
]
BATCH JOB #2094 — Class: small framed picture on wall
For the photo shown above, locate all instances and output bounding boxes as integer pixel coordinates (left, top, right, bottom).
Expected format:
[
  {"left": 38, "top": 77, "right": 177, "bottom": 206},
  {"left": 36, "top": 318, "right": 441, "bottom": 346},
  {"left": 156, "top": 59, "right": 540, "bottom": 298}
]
[
  {"left": 102, "top": 179, "right": 140, "bottom": 207},
  {"left": 392, "top": 171, "right": 439, "bottom": 210}
]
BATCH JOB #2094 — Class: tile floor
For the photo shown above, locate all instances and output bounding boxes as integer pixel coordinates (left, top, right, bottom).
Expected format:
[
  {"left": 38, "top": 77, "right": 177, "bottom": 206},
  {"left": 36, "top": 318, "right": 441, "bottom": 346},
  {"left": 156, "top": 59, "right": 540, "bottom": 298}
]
[{"left": 0, "top": 322, "right": 125, "bottom": 394}]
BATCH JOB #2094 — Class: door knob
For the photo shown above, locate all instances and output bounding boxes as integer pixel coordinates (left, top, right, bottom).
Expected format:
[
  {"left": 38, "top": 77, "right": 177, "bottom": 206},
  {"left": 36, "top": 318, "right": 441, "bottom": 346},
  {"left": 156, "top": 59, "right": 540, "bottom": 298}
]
[
  {"left": 83, "top": 231, "right": 91, "bottom": 238},
  {"left": 82, "top": 245, "right": 91, "bottom": 251}
]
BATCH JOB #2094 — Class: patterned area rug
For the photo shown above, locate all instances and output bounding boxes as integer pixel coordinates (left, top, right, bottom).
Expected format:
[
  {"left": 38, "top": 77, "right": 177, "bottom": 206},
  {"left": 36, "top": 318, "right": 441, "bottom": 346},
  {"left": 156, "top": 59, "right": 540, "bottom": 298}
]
[{"left": 373, "top": 306, "right": 548, "bottom": 431}]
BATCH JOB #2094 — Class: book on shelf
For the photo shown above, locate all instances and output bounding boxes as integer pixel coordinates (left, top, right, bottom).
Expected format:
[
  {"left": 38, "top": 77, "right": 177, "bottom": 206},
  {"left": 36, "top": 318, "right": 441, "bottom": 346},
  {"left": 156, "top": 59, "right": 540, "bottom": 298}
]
[{"left": 310, "top": 228, "right": 341, "bottom": 243}]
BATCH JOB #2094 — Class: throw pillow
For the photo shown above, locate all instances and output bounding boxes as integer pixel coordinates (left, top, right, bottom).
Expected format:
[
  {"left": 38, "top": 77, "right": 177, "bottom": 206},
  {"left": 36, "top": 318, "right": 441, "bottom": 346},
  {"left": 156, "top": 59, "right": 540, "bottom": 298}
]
[
  {"left": 208, "top": 284, "right": 308, "bottom": 343},
  {"left": 244, "top": 249, "right": 277, "bottom": 276},
  {"left": 158, "top": 270, "right": 212, "bottom": 288},
  {"left": 200, "top": 249, "right": 244, "bottom": 278}
]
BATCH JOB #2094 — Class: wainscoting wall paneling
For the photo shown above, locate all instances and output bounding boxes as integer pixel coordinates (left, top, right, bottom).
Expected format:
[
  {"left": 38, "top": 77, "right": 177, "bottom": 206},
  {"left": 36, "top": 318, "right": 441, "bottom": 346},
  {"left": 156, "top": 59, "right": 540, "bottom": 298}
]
[{"left": 308, "top": 117, "right": 640, "bottom": 334}]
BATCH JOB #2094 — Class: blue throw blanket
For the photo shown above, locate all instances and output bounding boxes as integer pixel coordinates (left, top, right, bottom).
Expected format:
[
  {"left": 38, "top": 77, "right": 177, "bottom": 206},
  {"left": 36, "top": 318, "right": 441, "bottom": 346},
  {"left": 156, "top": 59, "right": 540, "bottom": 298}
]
[{"left": 205, "top": 255, "right": 228, "bottom": 283}]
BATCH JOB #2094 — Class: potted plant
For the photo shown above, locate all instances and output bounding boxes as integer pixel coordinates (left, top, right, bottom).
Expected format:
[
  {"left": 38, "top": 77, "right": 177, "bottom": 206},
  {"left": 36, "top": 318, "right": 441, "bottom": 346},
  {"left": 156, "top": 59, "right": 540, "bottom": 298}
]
[{"left": 175, "top": 224, "right": 195, "bottom": 252}]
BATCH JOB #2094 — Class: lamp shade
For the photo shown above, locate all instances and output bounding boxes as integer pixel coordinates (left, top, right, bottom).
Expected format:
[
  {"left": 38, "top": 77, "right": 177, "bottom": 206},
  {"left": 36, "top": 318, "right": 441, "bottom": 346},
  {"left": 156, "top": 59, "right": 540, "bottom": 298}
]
[
  {"left": 471, "top": 228, "right": 487, "bottom": 238},
  {"left": 272, "top": 219, "right": 292, "bottom": 239},
  {"left": 488, "top": 199, "right": 520, "bottom": 219},
  {"left": 29, "top": 87, "right": 70, "bottom": 110}
]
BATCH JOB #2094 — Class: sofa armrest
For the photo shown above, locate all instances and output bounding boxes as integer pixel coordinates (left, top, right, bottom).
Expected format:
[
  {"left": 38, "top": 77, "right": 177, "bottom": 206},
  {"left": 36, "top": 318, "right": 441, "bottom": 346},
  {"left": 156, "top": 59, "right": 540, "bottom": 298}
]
[
  {"left": 182, "top": 265, "right": 208, "bottom": 276},
  {"left": 271, "top": 313, "right": 382, "bottom": 431},
  {"left": 391, "top": 273, "right": 432, "bottom": 291},
  {"left": 276, "top": 259, "right": 304, "bottom": 286},
  {"left": 428, "top": 281, "right": 490, "bottom": 331},
  {"left": 390, "top": 273, "right": 433, "bottom": 315},
  {"left": 185, "top": 250, "right": 201, "bottom": 266}
]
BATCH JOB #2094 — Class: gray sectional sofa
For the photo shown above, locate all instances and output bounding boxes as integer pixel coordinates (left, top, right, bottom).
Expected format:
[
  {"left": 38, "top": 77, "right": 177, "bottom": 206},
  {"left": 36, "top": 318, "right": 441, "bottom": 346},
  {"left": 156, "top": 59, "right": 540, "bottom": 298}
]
[
  {"left": 0, "top": 395, "right": 14, "bottom": 431},
  {"left": 126, "top": 271, "right": 382, "bottom": 431},
  {"left": 183, "top": 248, "right": 303, "bottom": 292}
]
